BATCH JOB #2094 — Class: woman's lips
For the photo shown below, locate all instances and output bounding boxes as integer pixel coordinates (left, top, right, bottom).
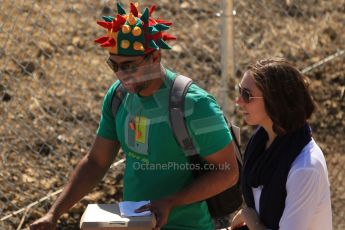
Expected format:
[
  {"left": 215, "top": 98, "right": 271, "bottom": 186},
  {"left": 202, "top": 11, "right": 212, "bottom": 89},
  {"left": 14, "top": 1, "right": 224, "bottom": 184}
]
[
  {"left": 239, "top": 109, "right": 249, "bottom": 116},
  {"left": 243, "top": 112, "right": 249, "bottom": 117}
]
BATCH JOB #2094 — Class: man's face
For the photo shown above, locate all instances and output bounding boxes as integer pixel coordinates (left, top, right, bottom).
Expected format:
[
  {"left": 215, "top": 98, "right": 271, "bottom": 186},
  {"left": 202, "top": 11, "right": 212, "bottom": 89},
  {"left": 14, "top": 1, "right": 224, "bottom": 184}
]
[{"left": 107, "top": 54, "right": 159, "bottom": 94}]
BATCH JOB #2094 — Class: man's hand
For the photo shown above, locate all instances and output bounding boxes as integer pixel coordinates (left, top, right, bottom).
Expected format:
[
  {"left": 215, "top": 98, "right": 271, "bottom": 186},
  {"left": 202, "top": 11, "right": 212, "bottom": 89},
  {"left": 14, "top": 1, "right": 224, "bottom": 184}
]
[
  {"left": 30, "top": 213, "right": 57, "bottom": 230},
  {"left": 135, "top": 198, "right": 173, "bottom": 230}
]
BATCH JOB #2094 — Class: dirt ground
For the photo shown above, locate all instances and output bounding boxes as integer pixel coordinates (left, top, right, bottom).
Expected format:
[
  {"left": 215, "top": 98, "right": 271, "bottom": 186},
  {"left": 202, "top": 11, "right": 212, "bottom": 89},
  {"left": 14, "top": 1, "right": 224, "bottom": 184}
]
[{"left": 0, "top": 0, "right": 344, "bottom": 229}]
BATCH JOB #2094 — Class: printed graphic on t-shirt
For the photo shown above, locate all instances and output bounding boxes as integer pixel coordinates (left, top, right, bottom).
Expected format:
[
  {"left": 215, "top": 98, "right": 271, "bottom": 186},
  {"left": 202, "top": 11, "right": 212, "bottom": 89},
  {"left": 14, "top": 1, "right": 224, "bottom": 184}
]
[
  {"left": 135, "top": 115, "right": 147, "bottom": 143},
  {"left": 125, "top": 115, "right": 150, "bottom": 155}
]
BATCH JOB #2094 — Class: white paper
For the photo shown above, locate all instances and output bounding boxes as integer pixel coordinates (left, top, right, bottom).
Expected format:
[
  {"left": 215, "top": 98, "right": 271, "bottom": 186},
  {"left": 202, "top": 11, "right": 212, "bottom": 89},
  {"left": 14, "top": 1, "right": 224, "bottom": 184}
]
[{"left": 119, "top": 201, "right": 151, "bottom": 217}]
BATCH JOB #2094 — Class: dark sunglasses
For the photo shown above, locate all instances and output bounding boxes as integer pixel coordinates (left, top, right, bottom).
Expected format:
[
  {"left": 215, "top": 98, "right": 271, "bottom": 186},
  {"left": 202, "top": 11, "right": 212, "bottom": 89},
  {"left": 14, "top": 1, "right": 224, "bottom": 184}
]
[
  {"left": 238, "top": 83, "right": 263, "bottom": 103},
  {"left": 106, "top": 55, "right": 149, "bottom": 74}
]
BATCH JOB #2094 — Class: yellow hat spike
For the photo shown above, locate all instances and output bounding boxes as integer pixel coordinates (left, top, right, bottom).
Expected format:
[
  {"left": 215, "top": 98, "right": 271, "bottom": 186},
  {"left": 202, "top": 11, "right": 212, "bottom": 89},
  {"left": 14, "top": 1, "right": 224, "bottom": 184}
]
[
  {"left": 122, "top": 25, "right": 131, "bottom": 34},
  {"left": 121, "top": 40, "right": 130, "bottom": 49},
  {"left": 128, "top": 13, "right": 137, "bottom": 26},
  {"left": 132, "top": 26, "right": 142, "bottom": 36},
  {"left": 133, "top": 41, "right": 144, "bottom": 51}
]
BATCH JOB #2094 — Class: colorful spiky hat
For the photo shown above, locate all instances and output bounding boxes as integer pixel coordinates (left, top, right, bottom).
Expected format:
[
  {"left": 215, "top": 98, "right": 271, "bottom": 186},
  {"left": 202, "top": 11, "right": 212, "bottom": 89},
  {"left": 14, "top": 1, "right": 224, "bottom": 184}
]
[{"left": 95, "top": 2, "right": 176, "bottom": 56}]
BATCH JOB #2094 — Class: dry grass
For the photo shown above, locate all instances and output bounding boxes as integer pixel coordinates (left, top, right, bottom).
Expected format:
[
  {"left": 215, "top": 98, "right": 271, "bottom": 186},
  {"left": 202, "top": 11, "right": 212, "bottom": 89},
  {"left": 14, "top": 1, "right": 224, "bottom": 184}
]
[{"left": 0, "top": 0, "right": 344, "bottom": 229}]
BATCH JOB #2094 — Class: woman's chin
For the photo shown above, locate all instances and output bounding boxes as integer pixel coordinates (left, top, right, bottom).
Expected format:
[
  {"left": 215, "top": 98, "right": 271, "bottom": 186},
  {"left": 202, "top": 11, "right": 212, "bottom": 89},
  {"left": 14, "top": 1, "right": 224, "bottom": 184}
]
[{"left": 244, "top": 116, "right": 255, "bottom": 126}]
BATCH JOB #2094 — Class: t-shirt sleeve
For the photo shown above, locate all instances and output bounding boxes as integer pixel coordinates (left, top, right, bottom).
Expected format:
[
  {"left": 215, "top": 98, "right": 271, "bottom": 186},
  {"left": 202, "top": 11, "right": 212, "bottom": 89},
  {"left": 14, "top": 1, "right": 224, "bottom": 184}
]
[
  {"left": 279, "top": 168, "right": 321, "bottom": 230},
  {"left": 96, "top": 81, "right": 120, "bottom": 141},
  {"left": 184, "top": 85, "right": 232, "bottom": 157}
]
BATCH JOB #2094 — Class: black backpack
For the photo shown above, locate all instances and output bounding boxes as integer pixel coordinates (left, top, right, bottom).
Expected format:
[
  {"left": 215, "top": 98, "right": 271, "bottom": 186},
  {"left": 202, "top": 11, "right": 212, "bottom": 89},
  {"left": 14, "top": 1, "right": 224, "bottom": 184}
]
[{"left": 111, "top": 75, "right": 243, "bottom": 218}]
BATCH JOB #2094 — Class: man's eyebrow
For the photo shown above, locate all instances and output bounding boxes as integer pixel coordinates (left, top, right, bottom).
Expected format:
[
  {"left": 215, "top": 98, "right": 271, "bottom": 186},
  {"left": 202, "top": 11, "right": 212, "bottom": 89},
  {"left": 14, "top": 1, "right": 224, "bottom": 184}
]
[{"left": 108, "top": 57, "right": 135, "bottom": 64}]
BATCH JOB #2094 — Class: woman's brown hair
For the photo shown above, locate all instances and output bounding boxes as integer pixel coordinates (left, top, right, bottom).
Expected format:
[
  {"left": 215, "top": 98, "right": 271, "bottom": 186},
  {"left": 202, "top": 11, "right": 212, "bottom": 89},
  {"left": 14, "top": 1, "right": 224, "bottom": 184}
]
[{"left": 247, "top": 57, "right": 315, "bottom": 135}]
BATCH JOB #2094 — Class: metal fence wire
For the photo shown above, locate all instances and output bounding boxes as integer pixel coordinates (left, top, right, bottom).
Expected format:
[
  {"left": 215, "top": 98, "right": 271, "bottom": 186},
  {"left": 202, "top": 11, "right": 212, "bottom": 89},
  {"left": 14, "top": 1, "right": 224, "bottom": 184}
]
[{"left": 1, "top": 0, "right": 344, "bottom": 229}]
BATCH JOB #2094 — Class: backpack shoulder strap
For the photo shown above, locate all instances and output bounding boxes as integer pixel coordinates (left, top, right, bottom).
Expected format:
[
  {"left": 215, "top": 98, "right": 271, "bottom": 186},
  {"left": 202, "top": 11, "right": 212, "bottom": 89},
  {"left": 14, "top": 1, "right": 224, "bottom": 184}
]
[
  {"left": 111, "top": 83, "right": 127, "bottom": 118},
  {"left": 169, "top": 75, "right": 198, "bottom": 157},
  {"left": 169, "top": 75, "right": 243, "bottom": 164},
  {"left": 229, "top": 123, "right": 243, "bottom": 165},
  {"left": 222, "top": 116, "right": 243, "bottom": 164}
]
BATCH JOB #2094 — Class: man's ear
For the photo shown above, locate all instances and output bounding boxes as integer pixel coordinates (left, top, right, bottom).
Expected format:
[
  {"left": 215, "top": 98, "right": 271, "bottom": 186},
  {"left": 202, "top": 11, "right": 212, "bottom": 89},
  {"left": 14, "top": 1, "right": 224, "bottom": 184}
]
[{"left": 151, "top": 51, "right": 161, "bottom": 63}]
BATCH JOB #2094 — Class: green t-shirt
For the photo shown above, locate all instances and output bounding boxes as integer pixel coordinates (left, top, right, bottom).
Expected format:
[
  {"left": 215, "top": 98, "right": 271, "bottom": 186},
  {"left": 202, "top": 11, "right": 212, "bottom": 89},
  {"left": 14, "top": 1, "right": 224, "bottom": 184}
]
[{"left": 97, "top": 69, "right": 232, "bottom": 230}]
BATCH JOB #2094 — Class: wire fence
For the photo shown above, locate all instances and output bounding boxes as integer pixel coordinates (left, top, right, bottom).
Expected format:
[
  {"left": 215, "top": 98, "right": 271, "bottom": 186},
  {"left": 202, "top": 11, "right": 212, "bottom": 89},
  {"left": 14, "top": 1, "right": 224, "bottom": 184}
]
[{"left": 1, "top": 0, "right": 344, "bottom": 229}]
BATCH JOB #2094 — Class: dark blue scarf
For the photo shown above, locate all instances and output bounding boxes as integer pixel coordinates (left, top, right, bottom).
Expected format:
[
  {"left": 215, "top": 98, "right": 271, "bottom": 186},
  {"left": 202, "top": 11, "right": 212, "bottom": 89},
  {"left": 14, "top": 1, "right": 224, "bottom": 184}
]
[{"left": 242, "top": 124, "right": 311, "bottom": 229}]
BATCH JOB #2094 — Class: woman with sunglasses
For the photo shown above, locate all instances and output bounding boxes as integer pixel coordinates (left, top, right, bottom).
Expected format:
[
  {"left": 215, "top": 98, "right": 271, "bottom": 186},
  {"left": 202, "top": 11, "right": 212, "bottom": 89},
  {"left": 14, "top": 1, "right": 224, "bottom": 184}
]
[{"left": 230, "top": 57, "right": 332, "bottom": 230}]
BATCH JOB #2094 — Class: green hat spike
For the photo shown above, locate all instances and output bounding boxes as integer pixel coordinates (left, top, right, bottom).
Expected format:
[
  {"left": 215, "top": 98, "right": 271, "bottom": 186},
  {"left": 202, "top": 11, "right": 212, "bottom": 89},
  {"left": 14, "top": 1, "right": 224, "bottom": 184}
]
[
  {"left": 156, "top": 39, "right": 172, "bottom": 49},
  {"left": 149, "top": 40, "right": 159, "bottom": 50},
  {"left": 140, "top": 8, "right": 149, "bottom": 24},
  {"left": 102, "top": 16, "right": 114, "bottom": 22},
  {"left": 155, "top": 24, "right": 170, "bottom": 31},
  {"left": 117, "top": 2, "right": 126, "bottom": 15},
  {"left": 147, "top": 26, "right": 159, "bottom": 35}
]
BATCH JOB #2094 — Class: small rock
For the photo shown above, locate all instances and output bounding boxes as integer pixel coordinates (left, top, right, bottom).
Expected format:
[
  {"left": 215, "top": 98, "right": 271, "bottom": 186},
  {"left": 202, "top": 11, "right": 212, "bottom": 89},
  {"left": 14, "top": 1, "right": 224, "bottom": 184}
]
[
  {"left": 38, "top": 71, "right": 46, "bottom": 80},
  {"left": 101, "top": 6, "right": 112, "bottom": 15},
  {"left": 36, "top": 142, "right": 52, "bottom": 156},
  {"left": 22, "top": 174, "right": 35, "bottom": 183},
  {"left": 286, "top": 0, "right": 294, "bottom": 7},
  {"left": 323, "top": 27, "right": 337, "bottom": 41},
  {"left": 180, "top": 2, "right": 190, "bottom": 9},
  {"left": 2, "top": 92, "right": 11, "bottom": 102},
  {"left": 37, "top": 41, "right": 54, "bottom": 59},
  {"left": 172, "top": 44, "right": 183, "bottom": 53},
  {"left": 0, "top": 47, "right": 5, "bottom": 59},
  {"left": 67, "top": 46, "right": 75, "bottom": 55},
  {"left": 84, "top": 191, "right": 104, "bottom": 202},
  {"left": 72, "top": 37, "right": 85, "bottom": 48},
  {"left": 78, "top": 40, "right": 85, "bottom": 49},
  {"left": 20, "top": 61, "right": 35, "bottom": 75},
  {"left": 91, "top": 59, "right": 100, "bottom": 66},
  {"left": 72, "top": 37, "right": 79, "bottom": 46},
  {"left": 115, "top": 173, "right": 123, "bottom": 183}
]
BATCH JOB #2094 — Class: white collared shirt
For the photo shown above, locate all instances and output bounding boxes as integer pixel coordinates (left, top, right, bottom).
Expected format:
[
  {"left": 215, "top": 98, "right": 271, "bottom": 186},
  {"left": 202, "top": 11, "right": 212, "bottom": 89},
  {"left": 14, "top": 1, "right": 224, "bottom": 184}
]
[{"left": 252, "top": 139, "right": 332, "bottom": 230}]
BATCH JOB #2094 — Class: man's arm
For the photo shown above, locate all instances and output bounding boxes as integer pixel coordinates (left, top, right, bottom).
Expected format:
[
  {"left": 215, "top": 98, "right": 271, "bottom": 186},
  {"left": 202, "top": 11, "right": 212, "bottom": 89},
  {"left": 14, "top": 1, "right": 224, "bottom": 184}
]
[
  {"left": 167, "top": 140, "right": 239, "bottom": 206},
  {"left": 30, "top": 136, "right": 120, "bottom": 230},
  {"left": 137, "top": 141, "right": 239, "bottom": 229}
]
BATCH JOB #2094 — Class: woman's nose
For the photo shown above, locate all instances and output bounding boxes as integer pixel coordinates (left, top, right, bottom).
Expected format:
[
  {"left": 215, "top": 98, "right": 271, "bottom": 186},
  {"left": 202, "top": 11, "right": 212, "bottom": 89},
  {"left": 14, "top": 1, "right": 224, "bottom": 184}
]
[{"left": 235, "top": 96, "right": 244, "bottom": 107}]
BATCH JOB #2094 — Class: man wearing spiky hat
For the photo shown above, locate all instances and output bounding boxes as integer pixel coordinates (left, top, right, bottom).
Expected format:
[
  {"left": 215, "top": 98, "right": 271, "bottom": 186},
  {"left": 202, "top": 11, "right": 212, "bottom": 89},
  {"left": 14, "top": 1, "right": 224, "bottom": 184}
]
[{"left": 30, "top": 2, "right": 238, "bottom": 230}]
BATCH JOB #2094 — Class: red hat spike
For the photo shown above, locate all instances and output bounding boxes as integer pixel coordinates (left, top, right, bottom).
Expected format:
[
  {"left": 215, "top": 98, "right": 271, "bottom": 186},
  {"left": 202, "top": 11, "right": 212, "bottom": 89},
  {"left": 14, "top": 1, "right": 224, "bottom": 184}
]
[
  {"left": 94, "top": 35, "right": 110, "bottom": 44},
  {"left": 112, "top": 23, "right": 121, "bottom": 32},
  {"left": 130, "top": 2, "right": 139, "bottom": 17},
  {"left": 96, "top": 21, "right": 113, "bottom": 30},
  {"left": 116, "top": 14, "right": 127, "bottom": 25},
  {"left": 149, "top": 5, "right": 156, "bottom": 16},
  {"left": 156, "top": 19, "right": 172, "bottom": 26},
  {"left": 101, "top": 38, "right": 116, "bottom": 47},
  {"left": 112, "top": 18, "right": 122, "bottom": 32},
  {"left": 162, "top": 33, "right": 176, "bottom": 41}
]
